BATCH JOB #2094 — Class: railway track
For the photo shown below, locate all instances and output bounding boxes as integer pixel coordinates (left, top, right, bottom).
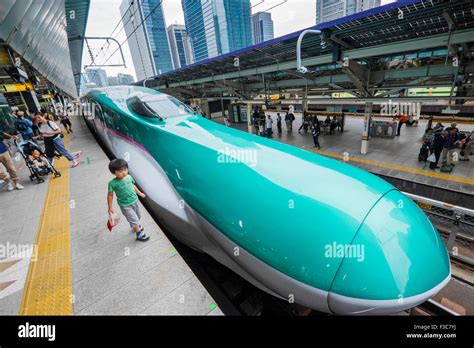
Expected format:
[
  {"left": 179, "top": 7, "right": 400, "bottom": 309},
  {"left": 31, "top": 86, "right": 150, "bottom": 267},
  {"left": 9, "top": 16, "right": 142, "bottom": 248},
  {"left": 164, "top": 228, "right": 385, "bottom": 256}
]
[{"left": 413, "top": 299, "right": 460, "bottom": 316}]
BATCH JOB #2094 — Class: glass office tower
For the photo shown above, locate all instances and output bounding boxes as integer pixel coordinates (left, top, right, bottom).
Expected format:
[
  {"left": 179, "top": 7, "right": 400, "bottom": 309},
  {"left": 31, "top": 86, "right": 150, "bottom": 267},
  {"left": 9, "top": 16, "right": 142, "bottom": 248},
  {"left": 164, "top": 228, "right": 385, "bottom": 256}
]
[
  {"left": 121, "top": 0, "right": 174, "bottom": 79},
  {"left": 315, "top": 0, "right": 381, "bottom": 25},
  {"left": 182, "top": 0, "right": 252, "bottom": 62},
  {"left": 252, "top": 12, "right": 274, "bottom": 44}
]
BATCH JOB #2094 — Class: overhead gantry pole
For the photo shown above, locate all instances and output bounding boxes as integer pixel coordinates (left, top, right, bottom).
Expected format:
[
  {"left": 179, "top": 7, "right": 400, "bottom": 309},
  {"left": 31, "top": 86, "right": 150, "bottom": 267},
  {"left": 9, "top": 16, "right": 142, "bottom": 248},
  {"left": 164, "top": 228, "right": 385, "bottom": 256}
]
[
  {"left": 296, "top": 29, "right": 321, "bottom": 74},
  {"left": 296, "top": 29, "right": 322, "bottom": 124}
]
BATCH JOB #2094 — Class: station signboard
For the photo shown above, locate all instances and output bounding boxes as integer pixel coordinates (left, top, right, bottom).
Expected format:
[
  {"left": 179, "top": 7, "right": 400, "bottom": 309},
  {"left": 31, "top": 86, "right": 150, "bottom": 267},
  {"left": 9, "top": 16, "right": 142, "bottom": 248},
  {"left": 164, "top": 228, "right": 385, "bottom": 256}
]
[{"left": 0, "top": 82, "right": 34, "bottom": 93}]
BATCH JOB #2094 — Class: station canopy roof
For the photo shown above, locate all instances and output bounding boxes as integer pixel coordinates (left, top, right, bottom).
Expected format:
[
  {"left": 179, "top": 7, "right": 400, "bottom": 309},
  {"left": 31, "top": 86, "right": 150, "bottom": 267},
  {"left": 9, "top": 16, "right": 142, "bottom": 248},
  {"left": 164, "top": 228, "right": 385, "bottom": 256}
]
[
  {"left": 136, "top": 0, "right": 474, "bottom": 99},
  {"left": 0, "top": 0, "right": 90, "bottom": 98},
  {"left": 65, "top": 0, "right": 91, "bottom": 95}
]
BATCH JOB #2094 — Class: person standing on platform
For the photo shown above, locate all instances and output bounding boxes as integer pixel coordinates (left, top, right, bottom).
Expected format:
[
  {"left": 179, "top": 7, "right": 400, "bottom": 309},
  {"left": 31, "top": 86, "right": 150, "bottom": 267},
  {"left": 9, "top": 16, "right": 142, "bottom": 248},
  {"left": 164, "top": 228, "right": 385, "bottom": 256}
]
[
  {"left": 429, "top": 131, "right": 446, "bottom": 170},
  {"left": 223, "top": 114, "right": 230, "bottom": 127},
  {"left": 0, "top": 127, "right": 24, "bottom": 191},
  {"left": 15, "top": 111, "right": 34, "bottom": 141},
  {"left": 266, "top": 115, "right": 273, "bottom": 138},
  {"left": 422, "top": 128, "right": 435, "bottom": 149},
  {"left": 298, "top": 111, "right": 307, "bottom": 133},
  {"left": 252, "top": 109, "right": 259, "bottom": 135},
  {"left": 59, "top": 112, "right": 73, "bottom": 133},
  {"left": 459, "top": 131, "right": 472, "bottom": 161},
  {"left": 31, "top": 112, "right": 41, "bottom": 136},
  {"left": 330, "top": 116, "right": 338, "bottom": 135},
  {"left": 441, "top": 127, "right": 460, "bottom": 169},
  {"left": 285, "top": 111, "right": 295, "bottom": 132},
  {"left": 258, "top": 118, "right": 265, "bottom": 137},
  {"left": 14, "top": 111, "right": 34, "bottom": 141},
  {"left": 276, "top": 113, "right": 282, "bottom": 134},
  {"left": 311, "top": 121, "right": 321, "bottom": 149}
]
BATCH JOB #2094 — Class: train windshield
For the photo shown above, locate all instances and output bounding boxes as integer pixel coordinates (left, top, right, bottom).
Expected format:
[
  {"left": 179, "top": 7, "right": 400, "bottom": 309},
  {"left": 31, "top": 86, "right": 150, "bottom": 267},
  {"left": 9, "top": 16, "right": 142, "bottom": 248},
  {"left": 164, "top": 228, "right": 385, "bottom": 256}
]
[{"left": 143, "top": 95, "right": 195, "bottom": 119}]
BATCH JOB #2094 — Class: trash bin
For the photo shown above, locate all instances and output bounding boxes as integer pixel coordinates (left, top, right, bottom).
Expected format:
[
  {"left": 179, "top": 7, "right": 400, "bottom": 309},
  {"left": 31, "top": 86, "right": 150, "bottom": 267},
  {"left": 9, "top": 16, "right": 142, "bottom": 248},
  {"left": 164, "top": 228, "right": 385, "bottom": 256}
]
[{"left": 370, "top": 120, "right": 397, "bottom": 138}]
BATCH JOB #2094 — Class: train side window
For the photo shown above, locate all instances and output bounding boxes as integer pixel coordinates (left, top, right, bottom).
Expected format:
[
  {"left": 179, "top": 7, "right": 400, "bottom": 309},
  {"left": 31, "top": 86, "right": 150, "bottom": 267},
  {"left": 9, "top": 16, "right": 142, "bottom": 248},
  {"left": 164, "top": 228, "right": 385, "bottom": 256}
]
[
  {"left": 127, "top": 94, "right": 194, "bottom": 120},
  {"left": 145, "top": 95, "right": 194, "bottom": 119},
  {"left": 104, "top": 107, "right": 119, "bottom": 129},
  {"left": 127, "top": 96, "right": 161, "bottom": 119},
  {"left": 94, "top": 102, "right": 104, "bottom": 124}
]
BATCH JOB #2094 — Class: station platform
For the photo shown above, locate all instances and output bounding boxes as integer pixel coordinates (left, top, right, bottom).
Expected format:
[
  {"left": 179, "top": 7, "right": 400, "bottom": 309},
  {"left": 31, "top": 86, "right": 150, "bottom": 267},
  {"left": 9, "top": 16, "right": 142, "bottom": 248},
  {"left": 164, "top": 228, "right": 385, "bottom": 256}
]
[
  {"left": 219, "top": 115, "right": 474, "bottom": 199},
  {"left": 0, "top": 117, "right": 222, "bottom": 315}
]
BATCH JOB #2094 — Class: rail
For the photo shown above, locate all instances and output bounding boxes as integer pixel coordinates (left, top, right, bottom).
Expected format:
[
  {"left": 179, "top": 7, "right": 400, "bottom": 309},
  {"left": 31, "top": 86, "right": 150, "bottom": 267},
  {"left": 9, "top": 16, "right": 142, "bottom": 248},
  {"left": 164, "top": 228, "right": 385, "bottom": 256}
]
[
  {"left": 403, "top": 192, "right": 474, "bottom": 267},
  {"left": 413, "top": 299, "right": 460, "bottom": 316}
]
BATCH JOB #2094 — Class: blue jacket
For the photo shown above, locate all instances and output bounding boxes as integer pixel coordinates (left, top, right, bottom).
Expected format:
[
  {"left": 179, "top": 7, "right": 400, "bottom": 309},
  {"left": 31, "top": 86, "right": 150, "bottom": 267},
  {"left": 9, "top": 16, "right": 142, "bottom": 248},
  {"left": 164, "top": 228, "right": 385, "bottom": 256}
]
[{"left": 15, "top": 118, "right": 33, "bottom": 140}]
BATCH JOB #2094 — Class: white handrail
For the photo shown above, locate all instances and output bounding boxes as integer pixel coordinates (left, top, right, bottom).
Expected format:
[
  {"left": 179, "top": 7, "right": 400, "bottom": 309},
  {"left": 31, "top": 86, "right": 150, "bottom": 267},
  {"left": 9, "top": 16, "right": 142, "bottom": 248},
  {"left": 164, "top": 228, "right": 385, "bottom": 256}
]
[{"left": 403, "top": 191, "right": 474, "bottom": 216}]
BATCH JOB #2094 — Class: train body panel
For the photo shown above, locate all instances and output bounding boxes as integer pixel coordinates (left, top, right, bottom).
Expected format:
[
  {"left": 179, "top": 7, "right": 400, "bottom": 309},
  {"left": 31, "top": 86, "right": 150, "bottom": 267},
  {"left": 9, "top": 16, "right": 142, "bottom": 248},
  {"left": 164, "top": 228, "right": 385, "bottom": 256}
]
[{"left": 82, "top": 86, "right": 451, "bottom": 314}]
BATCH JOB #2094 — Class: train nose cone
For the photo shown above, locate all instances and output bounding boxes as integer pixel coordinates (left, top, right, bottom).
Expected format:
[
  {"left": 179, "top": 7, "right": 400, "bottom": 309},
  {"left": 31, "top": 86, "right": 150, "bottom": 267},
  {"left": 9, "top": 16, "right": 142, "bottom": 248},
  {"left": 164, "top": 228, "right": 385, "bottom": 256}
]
[{"left": 328, "top": 190, "right": 451, "bottom": 315}]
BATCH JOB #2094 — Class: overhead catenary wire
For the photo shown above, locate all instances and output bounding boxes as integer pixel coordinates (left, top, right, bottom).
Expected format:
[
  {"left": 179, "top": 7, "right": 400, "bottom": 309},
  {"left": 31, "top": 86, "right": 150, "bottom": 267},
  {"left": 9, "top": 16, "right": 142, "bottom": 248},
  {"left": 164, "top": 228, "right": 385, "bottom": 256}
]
[
  {"left": 88, "top": 0, "right": 139, "bottom": 67},
  {"left": 100, "top": 0, "right": 164, "bottom": 67},
  {"left": 98, "top": 0, "right": 289, "bottom": 70}
]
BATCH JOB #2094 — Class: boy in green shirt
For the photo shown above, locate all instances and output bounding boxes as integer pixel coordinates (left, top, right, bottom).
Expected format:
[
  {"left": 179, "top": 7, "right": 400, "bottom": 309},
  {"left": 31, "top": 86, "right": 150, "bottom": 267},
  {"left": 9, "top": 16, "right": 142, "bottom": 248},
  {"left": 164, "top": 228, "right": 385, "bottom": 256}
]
[{"left": 107, "top": 159, "right": 150, "bottom": 241}]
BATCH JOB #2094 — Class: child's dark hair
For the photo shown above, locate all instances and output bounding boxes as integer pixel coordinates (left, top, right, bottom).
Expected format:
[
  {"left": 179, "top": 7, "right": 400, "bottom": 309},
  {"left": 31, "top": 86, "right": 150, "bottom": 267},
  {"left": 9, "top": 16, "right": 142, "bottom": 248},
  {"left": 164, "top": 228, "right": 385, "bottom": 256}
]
[{"left": 109, "top": 158, "right": 128, "bottom": 174}]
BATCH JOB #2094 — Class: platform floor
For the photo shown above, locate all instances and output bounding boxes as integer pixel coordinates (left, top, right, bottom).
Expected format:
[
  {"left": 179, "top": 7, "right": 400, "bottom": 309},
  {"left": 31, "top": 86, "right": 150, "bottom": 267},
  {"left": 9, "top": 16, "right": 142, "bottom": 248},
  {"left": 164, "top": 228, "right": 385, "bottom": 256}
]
[
  {"left": 0, "top": 117, "right": 221, "bottom": 315},
  {"left": 220, "top": 115, "right": 474, "bottom": 195}
]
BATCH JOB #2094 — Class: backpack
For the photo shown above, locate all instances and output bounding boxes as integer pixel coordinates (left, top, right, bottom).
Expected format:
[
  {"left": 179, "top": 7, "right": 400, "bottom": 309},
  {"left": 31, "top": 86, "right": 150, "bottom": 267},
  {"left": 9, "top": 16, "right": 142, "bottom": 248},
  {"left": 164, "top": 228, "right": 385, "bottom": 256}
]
[
  {"left": 46, "top": 120, "right": 64, "bottom": 139},
  {"left": 15, "top": 119, "right": 28, "bottom": 132}
]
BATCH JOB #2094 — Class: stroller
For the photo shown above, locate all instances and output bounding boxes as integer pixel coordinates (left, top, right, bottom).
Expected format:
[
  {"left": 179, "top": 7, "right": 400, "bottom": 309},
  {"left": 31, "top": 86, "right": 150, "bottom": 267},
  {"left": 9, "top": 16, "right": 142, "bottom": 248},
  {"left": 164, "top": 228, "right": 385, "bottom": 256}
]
[{"left": 17, "top": 140, "right": 61, "bottom": 183}]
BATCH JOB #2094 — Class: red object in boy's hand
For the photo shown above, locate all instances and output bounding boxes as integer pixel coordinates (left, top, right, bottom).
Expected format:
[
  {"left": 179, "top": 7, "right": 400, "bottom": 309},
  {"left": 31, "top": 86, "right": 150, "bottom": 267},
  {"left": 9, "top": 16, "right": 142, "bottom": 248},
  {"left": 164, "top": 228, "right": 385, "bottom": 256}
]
[{"left": 107, "top": 212, "right": 120, "bottom": 232}]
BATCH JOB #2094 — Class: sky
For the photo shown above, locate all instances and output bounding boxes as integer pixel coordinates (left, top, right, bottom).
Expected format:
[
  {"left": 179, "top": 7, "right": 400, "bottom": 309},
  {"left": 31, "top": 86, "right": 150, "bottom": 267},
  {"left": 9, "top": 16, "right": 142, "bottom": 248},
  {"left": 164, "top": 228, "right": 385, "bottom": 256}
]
[{"left": 83, "top": 0, "right": 395, "bottom": 81}]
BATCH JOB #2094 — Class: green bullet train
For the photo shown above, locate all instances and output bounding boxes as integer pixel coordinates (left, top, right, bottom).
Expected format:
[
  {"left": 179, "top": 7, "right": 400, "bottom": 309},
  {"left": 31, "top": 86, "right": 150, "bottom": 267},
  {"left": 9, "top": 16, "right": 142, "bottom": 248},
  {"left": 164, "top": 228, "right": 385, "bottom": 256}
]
[{"left": 82, "top": 86, "right": 450, "bottom": 315}]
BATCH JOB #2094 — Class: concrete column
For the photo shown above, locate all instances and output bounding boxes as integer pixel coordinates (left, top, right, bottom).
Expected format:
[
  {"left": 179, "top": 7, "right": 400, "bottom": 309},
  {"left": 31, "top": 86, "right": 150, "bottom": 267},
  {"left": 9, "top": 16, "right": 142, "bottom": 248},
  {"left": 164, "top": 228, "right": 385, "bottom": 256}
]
[
  {"left": 220, "top": 94, "right": 225, "bottom": 118},
  {"left": 361, "top": 102, "right": 373, "bottom": 154},
  {"left": 247, "top": 102, "right": 253, "bottom": 134}
]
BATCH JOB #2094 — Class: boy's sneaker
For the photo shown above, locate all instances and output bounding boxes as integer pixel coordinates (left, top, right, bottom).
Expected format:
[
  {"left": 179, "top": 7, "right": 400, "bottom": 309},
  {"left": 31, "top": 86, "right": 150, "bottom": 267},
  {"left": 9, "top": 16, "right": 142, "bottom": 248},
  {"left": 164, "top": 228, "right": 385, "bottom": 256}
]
[
  {"left": 136, "top": 230, "right": 150, "bottom": 242},
  {"left": 7, "top": 181, "right": 14, "bottom": 191}
]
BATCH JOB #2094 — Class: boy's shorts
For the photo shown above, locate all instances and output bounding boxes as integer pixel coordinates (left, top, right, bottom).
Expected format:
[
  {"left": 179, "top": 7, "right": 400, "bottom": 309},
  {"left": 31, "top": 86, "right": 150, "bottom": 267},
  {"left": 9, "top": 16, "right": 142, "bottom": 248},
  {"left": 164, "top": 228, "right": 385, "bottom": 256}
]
[{"left": 120, "top": 202, "right": 141, "bottom": 228}]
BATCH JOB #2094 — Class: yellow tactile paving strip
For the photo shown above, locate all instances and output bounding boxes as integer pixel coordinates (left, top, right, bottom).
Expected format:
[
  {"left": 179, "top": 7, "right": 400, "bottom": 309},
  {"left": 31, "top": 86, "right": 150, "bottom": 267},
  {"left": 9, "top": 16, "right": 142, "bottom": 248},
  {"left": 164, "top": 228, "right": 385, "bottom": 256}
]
[
  {"left": 309, "top": 149, "right": 474, "bottom": 186},
  {"left": 20, "top": 135, "right": 72, "bottom": 315}
]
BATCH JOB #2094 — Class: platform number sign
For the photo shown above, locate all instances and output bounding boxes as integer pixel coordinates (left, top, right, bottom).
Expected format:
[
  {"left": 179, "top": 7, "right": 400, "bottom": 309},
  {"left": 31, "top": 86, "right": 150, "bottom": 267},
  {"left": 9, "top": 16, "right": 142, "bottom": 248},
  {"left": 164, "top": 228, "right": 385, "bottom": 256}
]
[
  {"left": 342, "top": 57, "right": 349, "bottom": 67},
  {"left": 398, "top": 9, "right": 404, "bottom": 20}
]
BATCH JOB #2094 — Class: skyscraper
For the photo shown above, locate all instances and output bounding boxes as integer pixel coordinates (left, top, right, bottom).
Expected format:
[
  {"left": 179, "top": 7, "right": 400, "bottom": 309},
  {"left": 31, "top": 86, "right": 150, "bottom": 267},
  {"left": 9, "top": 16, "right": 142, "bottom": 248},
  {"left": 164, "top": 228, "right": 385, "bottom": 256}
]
[
  {"left": 182, "top": 0, "right": 252, "bottom": 62},
  {"left": 120, "top": 0, "right": 174, "bottom": 80},
  {"left": 108, "top": 76, "right": 119, "bottom": 86},
  {"left": 315, "top": 0, "right": 381, "bottom": 25},
  {"left": 252, "top": 12, "right": 274, "bottom": 44},
  {"left": 117, "top": 73, "right": 135, "bottom": 85},
  {"left": 85, "top": 68, "right": 108, "bottom": 87},
  {"left": 167, "top": 25, "right": 195, "bottom": 69}
]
